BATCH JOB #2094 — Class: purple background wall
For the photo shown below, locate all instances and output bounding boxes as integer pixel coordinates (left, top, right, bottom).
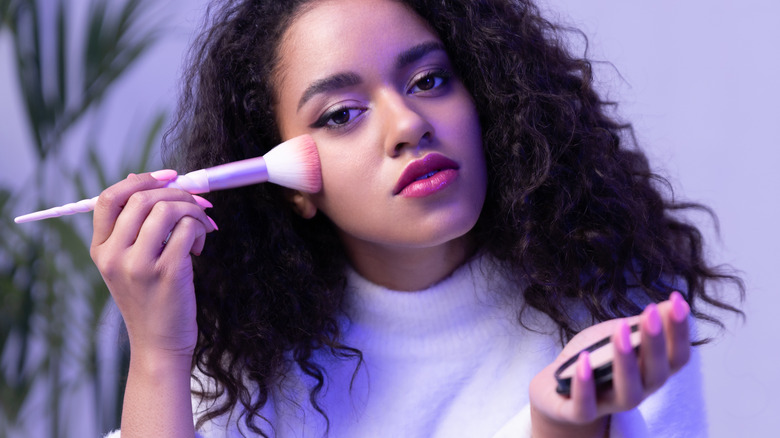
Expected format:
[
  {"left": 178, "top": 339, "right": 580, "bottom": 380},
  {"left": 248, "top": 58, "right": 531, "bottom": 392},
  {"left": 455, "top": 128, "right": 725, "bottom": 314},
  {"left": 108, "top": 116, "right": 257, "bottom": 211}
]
[{"left": 1, "top": 1, "right": 776, "bottom": 436}]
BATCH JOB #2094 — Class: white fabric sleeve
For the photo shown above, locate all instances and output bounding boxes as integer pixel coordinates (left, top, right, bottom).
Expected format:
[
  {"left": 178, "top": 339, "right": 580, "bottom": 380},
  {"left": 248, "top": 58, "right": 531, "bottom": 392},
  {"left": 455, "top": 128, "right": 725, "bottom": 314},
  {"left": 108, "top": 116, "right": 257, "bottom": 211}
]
[
  {"left": 490, "top": 404, "right": 532, "bottom": 437},
  {"left": 490, "top": 346, "right": 706, "bottom": 438},
  {"left": 610, "top": 408, "right": 650, "bottom": 438},
  {"left": 614, "top": 345, "right": 707, "bottom": 437},
  {"left": 103, "top": 430, "right": 205, "bottom": 438}
]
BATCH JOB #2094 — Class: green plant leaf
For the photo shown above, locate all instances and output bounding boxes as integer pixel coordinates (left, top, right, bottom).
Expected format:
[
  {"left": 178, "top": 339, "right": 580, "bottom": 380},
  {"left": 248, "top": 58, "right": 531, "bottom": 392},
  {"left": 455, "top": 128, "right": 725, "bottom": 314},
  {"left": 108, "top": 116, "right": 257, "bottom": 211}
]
[
  {"left": 12, "top": 0, "right": 47, "bottom": 157},
  {"left": 56, "top": 0, "right": 66, "bottom": 111},
  {"left": 47, "top": 218, "right": 93, "bottom": 272},
  {"left": 122, "top": 110, "right": 166, "bottom": 176},
  {"left": 0, "top": 0, "right": 15, "bottom": 28},
  {"left": 88, "top": 146, "right": 109, "bottom": 190},
  {"left": 1, "top": 0, "right": 166, "bottom": 434},
  {"left": 84, "top": 0, "right": 107, "bottom": 90}
]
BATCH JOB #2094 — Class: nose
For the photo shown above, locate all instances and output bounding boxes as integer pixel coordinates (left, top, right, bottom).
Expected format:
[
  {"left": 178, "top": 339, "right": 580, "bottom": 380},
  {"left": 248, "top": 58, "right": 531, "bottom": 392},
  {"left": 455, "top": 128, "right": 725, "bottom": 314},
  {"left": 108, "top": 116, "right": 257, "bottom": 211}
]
[{"left": 379, "top": 89, "right": 434, "bottom": 157}]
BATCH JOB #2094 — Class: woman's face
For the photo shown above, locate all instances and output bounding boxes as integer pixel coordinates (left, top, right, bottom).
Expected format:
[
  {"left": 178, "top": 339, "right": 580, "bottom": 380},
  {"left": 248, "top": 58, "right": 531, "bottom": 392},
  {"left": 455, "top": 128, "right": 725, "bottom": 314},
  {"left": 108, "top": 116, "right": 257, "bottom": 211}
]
[{"left": 274, "top": 0, "right": 487, "bottom": 273}]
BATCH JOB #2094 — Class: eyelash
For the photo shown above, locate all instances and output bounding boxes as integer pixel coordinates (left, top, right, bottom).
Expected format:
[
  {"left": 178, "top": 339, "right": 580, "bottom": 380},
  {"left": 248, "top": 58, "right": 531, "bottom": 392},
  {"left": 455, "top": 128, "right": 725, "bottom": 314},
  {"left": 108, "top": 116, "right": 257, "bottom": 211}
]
[
  {"left": 311, "top": 105, "right": 368, "bottom": 130},
  {"left": 408, "top": 69, "right": 452, "bottom": 95},
  {"left": 310, "top": 69, "right": 453, "bottom": 131}
]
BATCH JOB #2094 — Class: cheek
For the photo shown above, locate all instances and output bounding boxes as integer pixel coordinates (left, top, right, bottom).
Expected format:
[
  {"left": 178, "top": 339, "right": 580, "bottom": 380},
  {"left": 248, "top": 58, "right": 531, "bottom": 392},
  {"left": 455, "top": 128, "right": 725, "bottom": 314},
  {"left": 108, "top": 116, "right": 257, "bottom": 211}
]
[
  {"left": 312, "top": 146, "right": 383, "bottom": 213},
  {"left": 460, "top": 103, "right": 483, "bottom": 150},
  {"left": 450, "top": 95, "right": 487, "bottom": 186},
  {"left": 437, "top": 85, "right": 483, "bottom": 152}
]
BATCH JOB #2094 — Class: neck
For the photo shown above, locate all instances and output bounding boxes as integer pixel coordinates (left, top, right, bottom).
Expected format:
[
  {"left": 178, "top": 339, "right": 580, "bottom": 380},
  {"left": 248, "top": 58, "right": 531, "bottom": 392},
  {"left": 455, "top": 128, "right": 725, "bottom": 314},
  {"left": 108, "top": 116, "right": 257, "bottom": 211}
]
[{"left": 343, "top": 233, "right": 477, "bottom": 291}]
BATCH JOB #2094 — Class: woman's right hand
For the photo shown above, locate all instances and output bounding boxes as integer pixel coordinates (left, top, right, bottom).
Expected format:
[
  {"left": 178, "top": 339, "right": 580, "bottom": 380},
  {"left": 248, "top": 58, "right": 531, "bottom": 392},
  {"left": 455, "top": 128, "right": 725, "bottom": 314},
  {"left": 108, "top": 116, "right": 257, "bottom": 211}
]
[{"left": 90, "top": 170, "right": 218, "bottom": 366}]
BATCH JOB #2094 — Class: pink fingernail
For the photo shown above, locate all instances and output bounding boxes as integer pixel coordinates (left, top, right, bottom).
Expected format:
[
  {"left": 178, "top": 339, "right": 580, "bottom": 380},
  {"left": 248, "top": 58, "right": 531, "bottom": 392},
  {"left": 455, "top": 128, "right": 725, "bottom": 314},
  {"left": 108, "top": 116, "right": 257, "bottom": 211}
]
[
  {"left": 617, "top": 320, "right": 632, "bottom": 354},
  {"left": 645, "top": 303, "right": 662, "bottom": 336},
  {"left": 192, "top": 195, "right": 213, "bottom": 209},
  {"left": 578, "top": 351, "right": 592, "bottom": 381},
  {"left": 150, "top": 169, "right": 178, "bottom": 181},
  {"left": 671, "top": 291, "right": 690, "bottom": 323},
  {"left": 207, "top": 216, "right": 219, "bottom": 231}
]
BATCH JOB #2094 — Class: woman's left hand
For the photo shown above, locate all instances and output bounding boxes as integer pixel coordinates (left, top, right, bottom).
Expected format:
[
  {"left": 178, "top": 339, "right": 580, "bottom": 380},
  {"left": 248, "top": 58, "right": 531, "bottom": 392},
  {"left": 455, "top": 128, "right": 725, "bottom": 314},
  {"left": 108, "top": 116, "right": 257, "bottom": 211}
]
[{"left": 528, "top": 292, "right": 692, "bottom": 438}]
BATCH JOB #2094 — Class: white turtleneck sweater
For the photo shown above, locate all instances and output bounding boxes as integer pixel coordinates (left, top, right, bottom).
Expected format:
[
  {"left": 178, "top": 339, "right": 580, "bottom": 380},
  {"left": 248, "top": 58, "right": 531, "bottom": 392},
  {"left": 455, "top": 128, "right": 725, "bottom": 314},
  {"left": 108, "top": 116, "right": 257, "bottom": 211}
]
[{"left": 108, "top": 256, "right": 707, "bottom": 437}]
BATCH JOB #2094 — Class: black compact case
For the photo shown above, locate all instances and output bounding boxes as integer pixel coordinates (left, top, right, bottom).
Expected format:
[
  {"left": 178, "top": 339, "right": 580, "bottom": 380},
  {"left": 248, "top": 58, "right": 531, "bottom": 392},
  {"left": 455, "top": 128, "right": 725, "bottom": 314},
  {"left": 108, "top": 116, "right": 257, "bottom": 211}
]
[{"left": 554, "top": 323, "right": 641, "bottom": 396}]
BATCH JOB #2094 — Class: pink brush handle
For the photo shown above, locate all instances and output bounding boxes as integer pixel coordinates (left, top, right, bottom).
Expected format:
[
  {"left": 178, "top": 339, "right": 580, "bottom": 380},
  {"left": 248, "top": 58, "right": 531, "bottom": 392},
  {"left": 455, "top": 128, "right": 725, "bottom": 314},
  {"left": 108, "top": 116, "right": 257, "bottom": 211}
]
[
  {"left": 14, "top": 196, "right": 100, "bottom": 223},
  {"left": 13, "top": 159, "right": 269, "bottom": 224},
  {"left": 13, "top": 173, "right": 211, "bottom": 224}
]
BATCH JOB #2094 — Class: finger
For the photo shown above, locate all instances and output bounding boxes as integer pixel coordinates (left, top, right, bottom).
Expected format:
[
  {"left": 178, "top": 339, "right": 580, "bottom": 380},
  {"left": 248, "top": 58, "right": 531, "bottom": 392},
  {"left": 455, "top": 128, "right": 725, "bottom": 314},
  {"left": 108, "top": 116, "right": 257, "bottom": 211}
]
[
  {"left": 92, "top": 171, "right": 178, "bottom": 247},
  {"left": 160, "top": 215, "right": 209, "bottom": 260},
  {"left": 109, "top": 188, "right": 209, "bottom": 249},
  {"left": 183, "top": 216, "right": 211, "bottom": 256},
  {"left": 664, "top": 291, "right": 691, "bottom": 372},
  {"left": 638, "top": 303, "right": 670, "bottom": 393},
  {"left": 568, "top": 351, "right": 599, "bottom": 424},
  {"left": 191, "top": 230, "right": 207, "bottom": 256},
  {"left": 610, "top": 319, "right": 644, "bottom": 410},
  {"left": 134, "top": 201, "right": 217, "bottom": 259}
]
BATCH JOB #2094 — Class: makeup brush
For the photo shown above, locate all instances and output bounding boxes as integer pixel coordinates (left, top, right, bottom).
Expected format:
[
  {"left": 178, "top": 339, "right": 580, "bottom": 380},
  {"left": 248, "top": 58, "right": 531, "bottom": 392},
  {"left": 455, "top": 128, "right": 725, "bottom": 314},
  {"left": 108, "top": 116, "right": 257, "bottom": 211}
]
[{"left": 14, "top": 135, "right": 320, "bottom": 224}]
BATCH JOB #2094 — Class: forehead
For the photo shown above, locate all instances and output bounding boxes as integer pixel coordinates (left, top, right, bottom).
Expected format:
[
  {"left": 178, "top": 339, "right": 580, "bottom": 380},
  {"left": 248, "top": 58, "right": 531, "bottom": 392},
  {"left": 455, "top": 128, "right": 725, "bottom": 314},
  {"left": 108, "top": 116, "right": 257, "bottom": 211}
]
[{"left": 275, "top": 0, "right": 440, "bottom": 93}]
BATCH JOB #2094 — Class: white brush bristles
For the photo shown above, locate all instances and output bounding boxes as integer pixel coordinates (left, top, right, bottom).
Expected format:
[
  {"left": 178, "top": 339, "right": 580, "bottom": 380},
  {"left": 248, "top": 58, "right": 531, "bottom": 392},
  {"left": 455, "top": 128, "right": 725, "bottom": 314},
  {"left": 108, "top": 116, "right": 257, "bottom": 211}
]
[{"left": 263, "top": 135, "right": 322, "bottom": 193}]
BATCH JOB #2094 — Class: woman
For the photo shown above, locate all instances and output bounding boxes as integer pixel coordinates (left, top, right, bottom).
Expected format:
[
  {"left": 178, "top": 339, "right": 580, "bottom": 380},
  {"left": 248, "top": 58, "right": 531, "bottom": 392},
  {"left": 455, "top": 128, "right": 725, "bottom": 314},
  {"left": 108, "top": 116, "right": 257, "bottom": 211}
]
[{"left": 97, "top": 0, "right": 743, "bottom": 436}]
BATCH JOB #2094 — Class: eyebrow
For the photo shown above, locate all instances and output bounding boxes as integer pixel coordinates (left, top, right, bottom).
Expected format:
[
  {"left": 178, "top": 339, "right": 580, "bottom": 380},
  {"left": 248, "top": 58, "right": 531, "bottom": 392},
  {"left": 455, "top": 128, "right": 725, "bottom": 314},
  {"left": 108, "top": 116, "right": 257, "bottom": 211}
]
[
  {"left": 394, "top": 41, "right": 446, "bottom": 70},
  {"left": 296, "top": 41, "right": 447, "bottom": 112},
  {"left": 297, "top": 72, "right": 362, "bottom": 111}
]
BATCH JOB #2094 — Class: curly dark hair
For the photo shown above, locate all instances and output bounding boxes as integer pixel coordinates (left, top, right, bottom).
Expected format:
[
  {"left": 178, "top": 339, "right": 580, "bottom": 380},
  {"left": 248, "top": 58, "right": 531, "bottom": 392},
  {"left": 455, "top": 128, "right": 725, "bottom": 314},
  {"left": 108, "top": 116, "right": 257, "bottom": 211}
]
[{"left": 162, "top": 0, "right": 744, "bottom": 435}]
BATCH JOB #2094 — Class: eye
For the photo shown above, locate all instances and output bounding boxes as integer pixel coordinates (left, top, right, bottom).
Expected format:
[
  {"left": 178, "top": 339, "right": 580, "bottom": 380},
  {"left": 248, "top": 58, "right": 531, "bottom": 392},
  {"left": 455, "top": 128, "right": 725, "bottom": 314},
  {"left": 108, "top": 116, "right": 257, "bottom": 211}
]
[
  {"left": 408, "top": 70, "right": 452, "bottom": 95},
  {"left": 311, "top": 105, "right": 367, "bottom": 129}
]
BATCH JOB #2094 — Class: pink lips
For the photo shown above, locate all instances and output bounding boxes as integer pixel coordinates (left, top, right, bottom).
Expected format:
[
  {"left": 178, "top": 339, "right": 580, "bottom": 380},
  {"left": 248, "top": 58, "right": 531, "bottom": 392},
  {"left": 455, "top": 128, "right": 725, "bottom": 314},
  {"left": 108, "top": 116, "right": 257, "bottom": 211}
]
[{"left": 393, "top": 153, "right": 460, "bottom": 197}]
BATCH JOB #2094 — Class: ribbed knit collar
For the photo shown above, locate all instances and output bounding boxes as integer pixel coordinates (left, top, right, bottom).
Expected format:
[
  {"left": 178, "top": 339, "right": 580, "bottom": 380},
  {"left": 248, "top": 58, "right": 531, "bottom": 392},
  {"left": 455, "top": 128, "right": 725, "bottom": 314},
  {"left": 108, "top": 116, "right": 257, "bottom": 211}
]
[{"left": 341, "top": 255, "right": 523, "bottom": 357}]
